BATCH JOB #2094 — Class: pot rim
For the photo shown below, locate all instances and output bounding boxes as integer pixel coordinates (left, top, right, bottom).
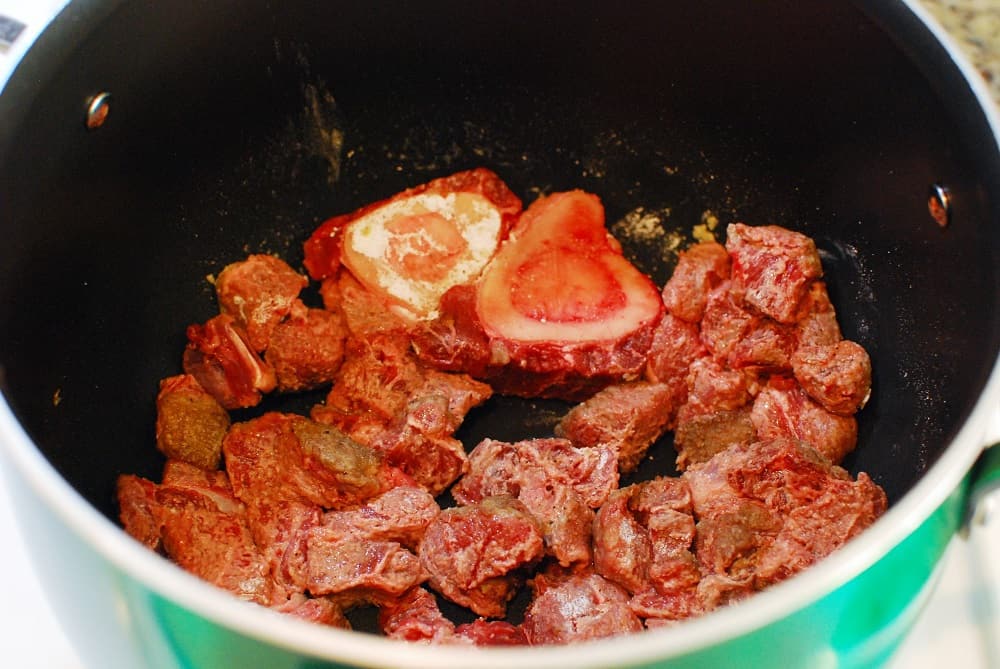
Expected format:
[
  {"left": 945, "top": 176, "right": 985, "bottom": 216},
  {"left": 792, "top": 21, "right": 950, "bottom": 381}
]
[{"left": 1, "top": 0, "right": 999, "bottom": 666}]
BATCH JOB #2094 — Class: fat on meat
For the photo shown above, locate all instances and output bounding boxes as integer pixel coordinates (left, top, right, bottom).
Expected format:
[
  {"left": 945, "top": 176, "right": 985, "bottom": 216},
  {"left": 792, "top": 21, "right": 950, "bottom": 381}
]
[{"left": 183, "top": 314, "right": 277, "bottom": 409}]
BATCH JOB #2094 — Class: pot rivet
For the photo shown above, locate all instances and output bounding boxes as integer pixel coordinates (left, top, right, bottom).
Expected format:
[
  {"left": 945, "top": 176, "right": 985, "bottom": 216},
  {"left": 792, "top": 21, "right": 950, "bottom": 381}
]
[
  {"left": 85, "top": 92, "right": 111, "bottom": 130},
  {"left": 927, "top": 183, "right": 951, "bottom": 228}
]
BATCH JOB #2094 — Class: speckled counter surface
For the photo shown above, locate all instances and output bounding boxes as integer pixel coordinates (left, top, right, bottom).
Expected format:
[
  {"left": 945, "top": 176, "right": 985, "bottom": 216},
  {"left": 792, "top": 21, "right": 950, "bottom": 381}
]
[{"left": 920, "top": 0, "right": 1000, "bottom": 104}]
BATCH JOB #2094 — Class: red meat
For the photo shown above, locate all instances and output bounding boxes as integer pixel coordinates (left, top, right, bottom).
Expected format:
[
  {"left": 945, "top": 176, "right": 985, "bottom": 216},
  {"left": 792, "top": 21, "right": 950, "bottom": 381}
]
[
  {"left": 792, "top": 340, "right": 872, "bottom": 415},
  {"left": 183, "top": 314, "right": 277, "bottom": 409},
  {"left": 643, "top": 311, "right": 707, "bottom": 416},
  {"left": 555, "top": 381, "right": 676, "bottom": 472},
  {"left": 750, "top": 377, "right": 858, "bottom": 464},
  {"left": 265, "top": 302, "right": 348, "bottom": 392},
  {"left": 419, "top": 496, "right": 545, "bottom": 618},
  {"left": 522, "top": 568, "right": 643, "bottom": 645},
  {"left": 214, "top": 254, "right": 308, "bottom": 352},
  {"left": 154, "top": 374, "right": 231, "bottom": 470},
  {"left": 661, "top": 241, "right": 731, "bottom": 323},
  {"left": 725, "top": 223, "right": 823, "bottom": 324}
]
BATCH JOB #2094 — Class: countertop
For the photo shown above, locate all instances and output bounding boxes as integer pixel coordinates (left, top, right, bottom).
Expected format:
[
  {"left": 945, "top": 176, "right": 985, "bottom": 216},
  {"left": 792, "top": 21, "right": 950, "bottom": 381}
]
[{"left": 1, "top": 1, "right": 999, "bottom": 668}]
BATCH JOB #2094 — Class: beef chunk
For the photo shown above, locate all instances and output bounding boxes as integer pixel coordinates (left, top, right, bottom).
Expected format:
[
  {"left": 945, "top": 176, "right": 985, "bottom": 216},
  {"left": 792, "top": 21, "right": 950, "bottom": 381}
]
[
  {"left": 522, "top": 568, "right": 643, "bottom": 645},
  {"left": 183, "top": 314, "right": 277, "bottom": 409},
  {"left": 792, "top": 340, "right": 872, "bottom": 415},
  {"left": 725, "top": 223, "right": 823, "bottom": 324},
  {"left": 555, "top": 381, "right": 675, "bottom": 472},
  {"left": 683, "top": 438, "right": 887, "bottom": 589},
  {"left": 592, "top": 489, "right": 653, "bottom": 594},
  {"left": 117, "top": 474, "right": 162, "bottom": 550},
  {"left": 300, "top": 534, "right": 427, "bottom": 600},
  {"left": 795, "top": 281, "right": 843, "bottom": 347},
  {"left": 419, "top": 496, "right": 545, "bottom": 618},
  {"left": 265, "top": 302, "right": 348, "bottom": 392},
  {"left": 661, "top": 241, "right": 731, "bottom": 323},
  {"left": 214, "top": 254, "right": 308, "bottom": 352},
  {"left": 379, "top": 586, "right": 457, "bottom": 643},
  {"left": 750, "top": 377, "right": 858, "bottom": 464},
  {"left": 453, "top": 438, "right": 617, "bottom": 565},
  {"left": 313, "top": 331, "right": 490, "bottom": 494},
  {"left": 454, "top": 619, "right": 528, "bottom": 646},
  {"left": 222, "top": 413, "right": 393, "bottom": 513},
  {"left": 155, "top": 374, "right": 230, "bottom": 470},
  {"left": 699, "top": 281, "right": 757, "bottom": 360},
  {"left": 154, "top": 461, "right": 275, "bottom": 605},
  {"left": 673, "top": 358, "right": 755, "bottom": 469},
  {"left": 319, "top": 486, "right": 439, "bottom": 550},
  {"left": 643, "top": 312, "right": 707, "bottom": 425}
]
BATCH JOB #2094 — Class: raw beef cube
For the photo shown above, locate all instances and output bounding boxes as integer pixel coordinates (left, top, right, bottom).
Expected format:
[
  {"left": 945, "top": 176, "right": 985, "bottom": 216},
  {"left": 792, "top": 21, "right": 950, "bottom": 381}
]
[
  {"left": 379, "top": 586, "right": 457, "bottom": 643},
  {"left": 661, "top": 241, "right": 731, "bottom": 323},
  {"left": 555, "top": 380, "right": 675, "bottom": 472},
  {"left": 454, "top": 619, "right": 528, "bottom": 646},
  {"left": 592, "top": 488, "right": 652, "bottom": 594},
  {"left": 725, "top": 223, "right": 823, "bottom": 324},
  {"left": 795, "top": 281, "right": 843, "bottom": 347},
  {"left": 750, "top": 377, "right": 858, "bottom": 464},
  {"left": 117, "top": 474, "right": 162, "bottom": 550},
  {"left": 418, "top": 496, "right": 544, "bottom": 618},
  {"left": 222, "top": 412, "right": 392, "bottom": 512},
  {"left": 155, "top": 373, "right": 230, "bottom": 470},
  {"left": 183, "top": 314, "right": 277, "bottom": 409},
  {"left": 643, "top": 312, "right": 707, "bottom": 424},
  {"left": 726, "top": 318, "right": 798, "bottom": 372},
  {"left": 673, "top": 408, "right": 756, "bottom": 470},
  {"left": 699, "top": 281, "right": 758, "bottom": 360},
  {"left": 215, "top": 254, "right": 308, "bottom": 352},
  {"left": 319, "top": 486, "right": 440, "bottom": 550},
  {"left": 265, "top": 302, "right": 348, "bottom": 392},
  {"left": 273, "top": 594, "right": 351, "bottom": 629},
  {"left": 522, "top": 569, "right": 643, "bottom": 645},
  {"left": 299, "top": 533, "right": 427, "bottom": 600},
  {"left": 791, "top": 340, "right": 872, "bottom": 415}
]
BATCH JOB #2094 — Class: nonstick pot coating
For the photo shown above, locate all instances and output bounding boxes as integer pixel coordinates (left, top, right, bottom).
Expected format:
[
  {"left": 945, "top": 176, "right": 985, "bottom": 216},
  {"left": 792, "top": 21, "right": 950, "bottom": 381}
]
[{"left": 0, "top": 0, "right": 998, "bottom": 533}]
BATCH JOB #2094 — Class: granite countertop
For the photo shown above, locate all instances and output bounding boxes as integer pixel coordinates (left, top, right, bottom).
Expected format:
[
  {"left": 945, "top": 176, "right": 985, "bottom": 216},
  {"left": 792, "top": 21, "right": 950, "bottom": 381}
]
[{"left": 921, "top": 0, "right": 1000, "bottom": 104}]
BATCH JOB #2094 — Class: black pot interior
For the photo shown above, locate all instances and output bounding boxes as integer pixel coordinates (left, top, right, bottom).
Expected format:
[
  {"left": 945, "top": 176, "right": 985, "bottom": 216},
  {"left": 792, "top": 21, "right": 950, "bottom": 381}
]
[{"left": 1, "top": 0, "right": 998, "bottom": 525}]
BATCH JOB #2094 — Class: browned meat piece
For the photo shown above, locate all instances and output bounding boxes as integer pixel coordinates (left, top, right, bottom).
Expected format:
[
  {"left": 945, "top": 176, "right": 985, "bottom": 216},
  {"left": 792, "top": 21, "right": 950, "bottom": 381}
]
[
  {"left": 522, "top": 568, "right": 643, "bottom": 645},
  {"left": 795, "top": 281, "right": 843, "bottom": 347},
  {"left": 683, "top": 438, "right": 887, "bottom": 590},
  {"left": 378, "top": 586, "right": 530, "bottom": 646},
  {"left": 726, "top": 318, "right": 798, "bottom": 372},
  {"left": 265, "top": 302, "right": 348, "bottom": 392},
  {"left": 673, "top": 408, "right": 756, "bottom": 470},
  {"left": 630, "top": 477, "right": 701, "bottom": 595},
  {"left": 155, "top": 373, "right": 230, "bottom": 469},
  {"left": 455, "top": 620, "right": 528, "bottom": 646},
  {"left": 643, "top": 312, "right": 707, "bottom": 425},
  {"left": 117, "top": 474, "right": 162, "bottom": 550},
  {"left": 379, "top": 586, "right": 458, "bottom": 643},
  {"left": 214, "top": 254, "right": 308, "bottom": 352},
  {"left": 792, "top": 340, "right": 872, "bottom": 415},
  {"left": 319, "top": 486, "right": 440, "bottom": 550},
  {"left": 555, "top": 381, "right": 675, "bottom": 472},
  {"left": 299, "top": 534, "right": 427, "bottom": 600},
  {"left": 183, "top": 314, "right": 277, "bottom": 409},
  {"left": 699, "top": 281, "right": 757, "bottom": 360},
  {"left": 454, "top": 438, "right": 617, "bottom": 565},
  {"left": 673, "top": 358, "right": 755, "bottom": 469},
  {"left": 725, "top": 223, "right": 823, "bottom": 324},
  {"left": 320, "top": 271, "right": 409, "bottom": 339},
  {"left": 661, "top": 241, "right": 731, "bottom": 323},
  {"left": 679, "top": 357, "right": 750, "bottom": 420},
  {"left": 411, "top": 284, "right": 493, "bottom": 376},
  {"left": 592, "top": 489, "right": 652, "bottom": 594},
  {"left": 750, "top": 377, "right": 858, "bottom": 464},
  {"left": 273, "top": 594, "right": 351, "bottom": 629},
  {"left": 222, "top": 412, "right": 397, "bottom": 514},
  {"left": 313, "top": 331, "right": 490, "bottom": 494},
  {"left": 154, "top": 461, "right": 275, "bottom": 605},
  {"left": 418, "top": 496, "right": 545, "bottom": 618}
]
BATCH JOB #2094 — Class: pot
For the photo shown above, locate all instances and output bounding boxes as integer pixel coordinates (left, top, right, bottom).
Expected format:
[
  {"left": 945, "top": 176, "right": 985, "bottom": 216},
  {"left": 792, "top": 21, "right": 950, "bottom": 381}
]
[{"left": 1, "top": 1, "right": 998, "bottom": 667}]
